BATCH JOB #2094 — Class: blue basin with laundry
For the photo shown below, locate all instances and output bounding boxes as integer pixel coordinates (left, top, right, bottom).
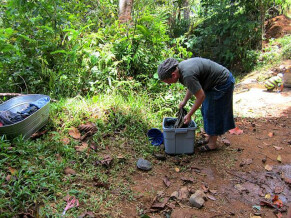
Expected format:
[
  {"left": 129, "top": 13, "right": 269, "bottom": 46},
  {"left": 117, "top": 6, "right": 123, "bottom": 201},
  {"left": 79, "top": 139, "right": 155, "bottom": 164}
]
[{"left": 0, "top": 94, "right": 50, "bottom": 139}]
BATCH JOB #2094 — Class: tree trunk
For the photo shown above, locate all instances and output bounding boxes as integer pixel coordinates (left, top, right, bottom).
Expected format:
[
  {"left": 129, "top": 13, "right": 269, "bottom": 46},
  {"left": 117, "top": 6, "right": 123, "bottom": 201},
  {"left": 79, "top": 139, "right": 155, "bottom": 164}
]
[
  {"left": 119, "top": 0, "right": 133, "bottom": 23},
  {"left": 260, "top": 0, "right": 265, "bottom": 50},
  {"left": 183, "top": 0, "right": 190, "bottom": 21}
]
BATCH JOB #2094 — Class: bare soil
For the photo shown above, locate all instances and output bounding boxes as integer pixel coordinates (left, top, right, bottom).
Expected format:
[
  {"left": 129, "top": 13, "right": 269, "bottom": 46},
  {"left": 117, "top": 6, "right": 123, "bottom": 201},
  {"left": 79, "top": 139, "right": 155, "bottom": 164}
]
[
  {"left": 113, "top": 16, "right": 291, "bottom": 217},
  {"left": 119, "top": 87, "right": 291, "bottom": 217}
]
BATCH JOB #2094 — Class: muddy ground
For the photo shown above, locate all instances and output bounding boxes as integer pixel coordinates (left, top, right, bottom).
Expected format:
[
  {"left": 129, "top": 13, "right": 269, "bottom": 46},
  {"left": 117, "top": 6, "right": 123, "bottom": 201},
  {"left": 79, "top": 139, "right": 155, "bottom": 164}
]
[{"left": 117, "top": 65, "right": 291, "bottom": 218}]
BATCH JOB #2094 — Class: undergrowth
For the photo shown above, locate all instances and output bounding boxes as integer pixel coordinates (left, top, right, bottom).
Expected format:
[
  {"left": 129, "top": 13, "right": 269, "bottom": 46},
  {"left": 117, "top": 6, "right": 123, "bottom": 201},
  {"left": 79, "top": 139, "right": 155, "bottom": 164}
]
[{"left": 0, "top": 90, "right": 202, "bottom": 216}]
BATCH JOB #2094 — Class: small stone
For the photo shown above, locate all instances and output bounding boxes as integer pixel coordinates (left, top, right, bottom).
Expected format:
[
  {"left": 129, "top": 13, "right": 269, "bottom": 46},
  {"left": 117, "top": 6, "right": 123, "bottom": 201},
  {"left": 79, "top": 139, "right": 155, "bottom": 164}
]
[
  {"left": 189, "top": 195, "right": 205, "bottom": 209},
  {"left": 137, "top": 158, "right": 152, "bottom": 171},
  {"left": 153, "top": 153, "right": 166, "bottom": 161},
  {"left": 189, "top": 190, "right": 206, "bottom": 209}
]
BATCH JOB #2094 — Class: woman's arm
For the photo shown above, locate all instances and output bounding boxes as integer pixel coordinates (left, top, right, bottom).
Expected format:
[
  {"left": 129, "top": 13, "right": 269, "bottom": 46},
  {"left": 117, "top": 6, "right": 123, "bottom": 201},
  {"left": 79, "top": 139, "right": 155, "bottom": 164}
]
[
  {"left": 183, "top": 88, "right": 205, "bottom": 124},
  {"left": 179, "top": 89, "right": 193, "bottom": 108}
]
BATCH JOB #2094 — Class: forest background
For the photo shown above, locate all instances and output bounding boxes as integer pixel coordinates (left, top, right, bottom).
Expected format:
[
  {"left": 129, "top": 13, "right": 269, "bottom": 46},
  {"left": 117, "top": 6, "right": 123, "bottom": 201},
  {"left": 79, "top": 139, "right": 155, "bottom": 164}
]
[
  {"left": 1, "top": 0, "right": 290, "bottom": 98},
  {"left": 0, "top": 0, "right": 291, "bottom": 217}
]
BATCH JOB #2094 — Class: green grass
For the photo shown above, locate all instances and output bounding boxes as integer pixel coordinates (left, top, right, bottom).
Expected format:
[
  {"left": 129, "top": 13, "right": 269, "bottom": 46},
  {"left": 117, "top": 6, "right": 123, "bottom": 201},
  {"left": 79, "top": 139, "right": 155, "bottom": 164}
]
[{"left": 0, "top": 90, "right": 187, "bottom": 216}]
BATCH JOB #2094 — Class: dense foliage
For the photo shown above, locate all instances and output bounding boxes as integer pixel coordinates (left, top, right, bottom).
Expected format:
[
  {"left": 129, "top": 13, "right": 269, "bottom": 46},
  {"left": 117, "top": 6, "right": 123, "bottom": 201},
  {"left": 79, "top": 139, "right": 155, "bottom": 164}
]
[{"left": 0, "top": 0, "right": 289, "bottom": 97}]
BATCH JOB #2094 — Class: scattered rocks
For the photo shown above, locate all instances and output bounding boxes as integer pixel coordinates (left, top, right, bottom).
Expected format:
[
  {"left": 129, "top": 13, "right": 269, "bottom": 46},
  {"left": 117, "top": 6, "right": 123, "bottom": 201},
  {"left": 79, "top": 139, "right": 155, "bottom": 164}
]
[
  {"left": 189, "top": 190, "right": 206, "bottom": 209},
  {"left": 137, "top": 158, "right": 152, "bottom": 171}
]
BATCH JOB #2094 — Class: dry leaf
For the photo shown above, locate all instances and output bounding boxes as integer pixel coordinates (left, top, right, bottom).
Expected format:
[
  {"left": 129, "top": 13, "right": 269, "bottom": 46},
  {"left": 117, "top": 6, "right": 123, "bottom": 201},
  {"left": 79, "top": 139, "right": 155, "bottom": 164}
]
[
  {"left": 265, "top": 193, "right": 271, "bottom": 199},
  {"left": 181, "top": 177, "right": 194, "bottom": 183},
  {"left": 151, "top": 197, "right": 169, "bottom": 209},
  {"left": 78, "top": 123, "right": 97, "bottom": 133},
  {"left": 6, "top": 174, "right": 11, "bottom": 182},
  {"left": 8, "top": 167, "right": 17, "bottom": 175},
  {"left": 177, "top": 187, "right": 189, "bottom": 200},
  {"left": 277, "top": 155, "right": 282, "bottom": 163},
  {"left": 75, "top": 142, "right": 88, "bottom": 152},
  {"left": 268, "top": 132, "right": 274, "bottom": 137},
  {"left": 273, "top": 146, "right": 283, "bottom": 150},
  {"left": 222, "top": 138, "right": 231, "bottom": 146},
  {"left": 175, "top": 167, "right": 180, "bottom": 172},
  {"left": 163, "top": 177, "right": 171, "bottom": 187},
  {"left": 229, "top": 127, "right": 243, "bottom": 135},
  {"left": 64, "top": 167, "right": 76, "bottom": 175},
  {"left": 272, "top": 195, "right": 283, "bottom": 208},
  {"left": 206, "top": 194, "right": 217, "bottom": 201},
  {"left": 209, "top": 189, "right": 218, "bottom": 195},
  {"left": 265, "top": 164, "right": 273, "bottom": 171},
  {"left": 96, "top": 155, "right": 113, "bottom": 167},
  {"left": 68, "top": 127, "right": 81, "bottom": 139},
  {"left": 62, "top": 137, "right": 70, "bottom": 145}
]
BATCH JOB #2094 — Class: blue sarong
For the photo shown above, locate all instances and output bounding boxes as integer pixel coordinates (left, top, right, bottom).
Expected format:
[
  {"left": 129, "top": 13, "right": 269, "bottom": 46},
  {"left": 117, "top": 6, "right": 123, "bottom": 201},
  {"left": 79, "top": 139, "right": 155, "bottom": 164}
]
[{"left": 201, "top": 72, "right": 235, "bottom": 135}]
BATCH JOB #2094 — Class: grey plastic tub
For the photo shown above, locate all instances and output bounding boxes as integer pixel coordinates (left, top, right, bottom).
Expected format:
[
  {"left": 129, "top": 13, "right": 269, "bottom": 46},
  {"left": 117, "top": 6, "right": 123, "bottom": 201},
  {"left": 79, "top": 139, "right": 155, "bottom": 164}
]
[
  {"left": 0, "top": 94, "right": 50, "bottom": 139},
  {"left": 163, "top": 117, "right": 197, "bottom": 154}
]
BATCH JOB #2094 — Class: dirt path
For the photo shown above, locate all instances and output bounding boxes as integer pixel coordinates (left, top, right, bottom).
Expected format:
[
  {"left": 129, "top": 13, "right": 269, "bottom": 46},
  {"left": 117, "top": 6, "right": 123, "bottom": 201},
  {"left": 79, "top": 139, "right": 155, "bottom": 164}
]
[{"left": 115, "top": 66, "right": 291, "bottom": 218}]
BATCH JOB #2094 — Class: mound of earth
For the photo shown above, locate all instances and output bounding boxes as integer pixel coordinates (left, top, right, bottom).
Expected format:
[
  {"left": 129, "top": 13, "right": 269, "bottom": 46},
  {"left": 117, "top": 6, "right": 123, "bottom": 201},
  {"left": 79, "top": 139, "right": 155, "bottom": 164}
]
[{"left": 265, "top": 15, "right": 291, "bottom": 40}]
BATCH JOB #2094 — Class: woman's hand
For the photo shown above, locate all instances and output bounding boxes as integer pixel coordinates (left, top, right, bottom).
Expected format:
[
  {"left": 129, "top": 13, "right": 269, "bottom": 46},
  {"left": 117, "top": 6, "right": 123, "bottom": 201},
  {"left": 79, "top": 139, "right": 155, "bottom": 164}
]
[{"left": 183, "top": 113, "right": 192, "bottom": 124}]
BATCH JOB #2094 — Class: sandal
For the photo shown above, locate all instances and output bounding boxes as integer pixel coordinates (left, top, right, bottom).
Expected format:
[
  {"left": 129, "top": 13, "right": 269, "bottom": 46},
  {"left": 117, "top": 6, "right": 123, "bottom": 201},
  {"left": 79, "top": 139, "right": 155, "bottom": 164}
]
[{"left": 198, "top": 145, "right": 217, "bottom": 152}]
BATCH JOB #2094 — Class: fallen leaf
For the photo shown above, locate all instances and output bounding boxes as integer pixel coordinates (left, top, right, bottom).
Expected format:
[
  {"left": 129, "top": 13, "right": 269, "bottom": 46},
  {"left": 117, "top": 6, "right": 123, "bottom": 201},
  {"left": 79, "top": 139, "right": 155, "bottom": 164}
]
[
  {"left": 62, "top": 137, "right": 70, "bottom": 145},
  {"left": 78, "top": 123, "right": 98, "bottom": 133},
  {"left": 240, "top": 158, "right": 253, "bottom": 167},
  {"left": 170, "top": 191, "right": 179, "bottom": 199},
  {"left": 268, "top": 132, "right": 274, "bottom": 137},
  {"left": 96, "top": 155, "right": 113, "bottom": 167},
  {"left": 68, "top": 127, "right": 81, "bottom": 139},
  {"left": 151, "top": 197, "right": 169, "bottom": 209},
  {"left": 177, "top": 187, "right": 189, "bottom": 200},
  {"left": 222, "top": 138, "right": 231, "bottom": 146},
  {"left": 75, "top": 142, "right": 88, "bottom": 152},
  {"left": 181, "top": 177, "right": 194, "bottom": 183},
  {"left": 175, "top": 167, "right": 180, "bottom": 172},
  {"left": 265, "top": 193, "right": 271, "bottom": 199},
  {"left": 277, "top": 155, "right": 282, "bottom": 163},
  {"left": 272, "top": 195, "right": 283, "bottom": 208},
  {"left": 229, "top": 127, "right": 243, "bottom": 135},
  {"left": 8, "top": 167, "right": 17, "bottom": 175},
  {"left": 30, "top": 130, "right": 48, "bottom": 139},
  {"left": 93, "top": 178, "right": 110, "bottom": 189},
  {"left": 273, "top": 146, "right": 283, "bottom": 151},
  {"left": 6, "top": 174, "right": 11, "bottom": 182},
  {"left": 206, "top": 194, "right": 217, "bottom": 201},
  {"left": 201, "top": 184, "right": 209, "bottom": 193},
  {"left": 209, "top": 189, "right": 218, "bottom": 195},
  {"left": 64, "top": 167, "right": 76, "bottom": 175},
  {"left": 163, "top": 176, "right": 171, "bottom": 187},
  {"left": 265, "top": 164, "right": 273, "bottom": 171}
]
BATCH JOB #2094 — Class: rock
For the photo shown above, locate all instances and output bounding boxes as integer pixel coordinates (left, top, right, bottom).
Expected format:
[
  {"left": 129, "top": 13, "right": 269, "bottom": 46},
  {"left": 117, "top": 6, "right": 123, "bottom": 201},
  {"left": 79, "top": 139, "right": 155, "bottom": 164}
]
[
  {"left": 153, "top": 153, "right": 166, "bottom": 161},
  {"left": 189, "top": 190, "right": 206, "bottom": 209},
  {"left": 137, "top": 158, "right": 152, "bottom": 171}
]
